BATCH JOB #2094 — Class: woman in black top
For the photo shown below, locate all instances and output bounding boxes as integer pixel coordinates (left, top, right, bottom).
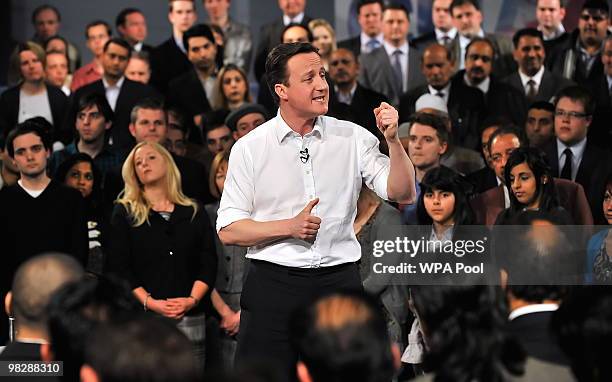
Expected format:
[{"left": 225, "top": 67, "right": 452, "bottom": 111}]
[{"left": 107, "top": 141, "right": 217, "bottom": 364}]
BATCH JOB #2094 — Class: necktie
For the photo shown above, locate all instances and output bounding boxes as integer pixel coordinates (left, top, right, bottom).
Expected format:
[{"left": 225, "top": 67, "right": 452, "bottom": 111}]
[
  {"left": 526, "top": 79, "right": 537, "bottom": 100},
  {"left": 560, "top": 148, "right": 573, "bottom": 180},
  {"left": 392, "top": 50, "right": 404, "bottom": 93},
  {"left": 366, "top": 39, "right": 380, "bottom": 53},
  {"left": 436, "top": 91, "right": 444, "bottom": 98},
  {"left": 441, "top": 35, "right": 451, "bottom": 46}
]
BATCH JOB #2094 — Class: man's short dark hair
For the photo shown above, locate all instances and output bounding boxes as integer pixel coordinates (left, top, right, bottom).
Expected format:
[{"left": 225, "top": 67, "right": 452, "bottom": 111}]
[
  {"left": 77, "top": 93, "right": 114, "bottom": 123},
  {"left": 512, "top": 28, "right": 544, "bottom": 48},
  {"left": 115, "top": 7, "right": 143, "bottom": 28},
  {"left": 383, "top": 2, "right": 411, "bottom": 20},
  {"left": 409, "top": 112, "right": 450, "bottom": 144},
  {"left": 6, "top": 120, "right": 52, "bottom": 158},
  {"left": 85, "top": 20, "right": 112, "bottom": 39},
  {"left": 32, "top": 4, "right": 61, "bottom": 24},
  {"left": 554, "top": 85, "right": 595, "bottom": 116},
  {"left": 450, "top": 0, "right": 481, "bottom": 13},
  {"left": 487, "top": 124, "right": 527, "bottom": 155},
  {"left": 280, "top": 23, "right": 314, "bottom": 44},
  {"left": 203, "top": 109, "right": 231, "bottom": 135},
  {"left": 103, "top": 37, "right": 132, "bottom": 55},
  {"left": 357, "top": 0, "right": 384, "bottom": 14},
  {"left": 265, "top": 42, "right": 319, "bottom": 105},
  {"left": 465, "top": 37, "right": 496, "bottom": 60},
  {"left": 44, "top": 35, "right": 68, "bottom": 52},
  {"left": 582, "top": 0, "right": 610, "bottom": 14},
  {"left": 130, "top": 97, "right": 166, "bottom": 124},
  {"left": 528, "top": 100, "right": 555, "bottom": 114},
  {"left": 182, "top": 24, "right": 216, "bottom": 52},
  {"left": 290, "top": 291, "right": 396, "bottom": 382}
]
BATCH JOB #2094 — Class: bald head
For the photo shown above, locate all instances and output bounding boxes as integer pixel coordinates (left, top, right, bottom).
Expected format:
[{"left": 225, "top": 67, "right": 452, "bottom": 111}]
[{"left": 10, "top": 253, "right": 84, "bottom": 333}]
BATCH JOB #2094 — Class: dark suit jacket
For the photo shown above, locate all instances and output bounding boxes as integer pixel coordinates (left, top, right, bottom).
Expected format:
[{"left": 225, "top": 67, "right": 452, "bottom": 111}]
[
  {"left": 166, "top": 69, "right": 213, "bottom": 122},
  {"left": 398, "top": 81, "right": 485, "bottom": 150},
  {"left": 337, "top": 35, "right": 362, "bottom": 58},
  {"left": 470, "top": 178, "right": 594, "bottom": 226},
  {"left": 358, "top": 44, "right": 425, "bottom": 106},
  {"left": 466, "top": 166, "right": 498, "bottom": 195},
  {"left": 150, "top": 37, "right": 193, "bottom": 94},
  {"left": 588, "top": 73, "right": 612, "bottom": 147},
  {"left": 502, "top": 69, "right": 574, "bottom": 104},
  {"left": 0, "top": 84, "right": 68, "bottom": 142},
  {"left": 67, "top": 78, "right": 159, "bottom": 150},
  {"left": 543, "top": 32, "right": 570, "bottom": 68},
  {"left": 543, "top": 139, "right": 612, "bottom": 224},
  {"left": 253, "top": 16, "right": 313, "bottom": 82},
  {"left": 448, "top": 32, "right": 516, "bottom": 78},
  {"left": 507, "top": 311, "right": 569, "bottom": 366}
]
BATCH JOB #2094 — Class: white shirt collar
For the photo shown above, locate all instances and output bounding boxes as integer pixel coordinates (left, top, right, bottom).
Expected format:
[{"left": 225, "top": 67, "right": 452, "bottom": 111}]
[
  {"left": 283, "top": 12, "right": 304, "bottom": 26},
  {"left": 509, "top": 303, "right": 559, "bottom": 321},
  {"left": 102, "top": 76, "right": 125, "bottom": 89},
  {"left": 538, "top": 24, "right": 566, "bottom": 41},
  {"left": 464, "top": 73, "right": 490, "bottom": 94},
  {"left": 134, "top": 41, "right": 144, "bottom": 52},
  {"left": 174, "top": 33, "right": 186, "bottom": 54},
  {"left": 435, "top": 28, "right": 457, "bottom": 41},
  {"left": 335, "top": 83, "right": 357, "bottom": 104},
  {"left": 428, "top": 82, "right": 451, "bottom": 104},
  {"left": 518, "top": 65, "right": 545, "bottom": 89},
  {"left": 361, "top": 31, "right": 383, "bottom": 52},
  {"left": 607, "top": 75, "right": 612, "bottom": 90},
  {"left": 274, "top": 110, "right": 324, "bottom": 144},
  {"left": 383, "top": 40, "right": 409, "bottom": 57},
  {"left": 459, "top": 28, "right": 484, "bottom": 46}
]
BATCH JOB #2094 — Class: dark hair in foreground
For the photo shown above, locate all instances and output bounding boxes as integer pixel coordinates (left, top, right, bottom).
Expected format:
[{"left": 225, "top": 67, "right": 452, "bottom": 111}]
[
  {"left": 77, "top": 92, "right": 114, "bottom": 123},
  {"left": 54, "top": 153, "right": 102, "bottom": 201},
  {"left": 417, "top": 166, "right": 475, "bottom": 226},
  {"left": 554, "top": 85, "right": 595, "bottom": 116},
  {"left": 266, "top": 42, "right": 319, "bottom": 105},
  {"left": 6, "top": 120, "right": 52, "bottom": 158},
  {"left": 84, "top": 315, "right": 200, "bottom": 382},
  {"left": 290, "top": 291, "right": 396, "bottom": 382}
]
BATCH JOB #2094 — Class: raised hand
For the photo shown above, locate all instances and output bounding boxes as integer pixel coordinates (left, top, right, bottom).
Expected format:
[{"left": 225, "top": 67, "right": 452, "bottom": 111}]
[
  {"left": 374, "top": 102, "right": 399, "bottom": 142},
  {"left": 288, "top": 198, "right": 321, "bottom": 243}
]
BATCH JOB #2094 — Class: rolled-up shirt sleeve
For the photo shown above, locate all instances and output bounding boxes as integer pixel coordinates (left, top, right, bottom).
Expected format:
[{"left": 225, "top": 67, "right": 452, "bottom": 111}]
[
  {"left": 358, "top": 127, "right": 391, "bottom": 201},
  {"left": 216, "top": 141, "right": 255, "bottom": 232}
]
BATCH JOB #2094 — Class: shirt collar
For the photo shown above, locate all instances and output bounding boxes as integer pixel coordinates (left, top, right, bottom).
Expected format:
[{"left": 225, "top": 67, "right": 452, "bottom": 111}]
[
  {"left": 361, "top": 31, "right": 383, "bottom": 45},
  {"left": 383, "top": 40, "right": 409, "bottom": 57},
  {"left": 273, "top": 110, "right": 324, "bottom": 144},
  {"left": 607, "top": 75, "right": 612, "bottom": 89},
  {"left": 538, "top": 24, "right": 565, "bottom": 41},
  {"left": 459, "top": 28, "right": 484, "bottom": 47},
  {"left": 174, "top": 33, "right": 186, "bottom": 53},
  {"left": 556, "top": 136, "right": 587, "bottom": 159},
  {"left": 464, "top": 73, "right": 490, "bottom": 94},
  {"left": 428, "top": 82, "right": 451, "bottom": 98},
  {"left": 335, "top": 83, "right": 357, "bottom": 104},
  {"left": 518, "top": 65, "right": 545, "bottom": 88},
  {"left": 283, "top": 12, "right": 304, "bottom": 26},
  {"left": 509, "top": 303, "right": 559, "bottom": 321},
  {"left": 435, "top": 28, "right": 457, "bottom": 41},
  {"left": 134, "top": 41, "right": 144, "bottom": 52},
  {"left": 102, "top": 76, "right": 125, "bottom": 89}
]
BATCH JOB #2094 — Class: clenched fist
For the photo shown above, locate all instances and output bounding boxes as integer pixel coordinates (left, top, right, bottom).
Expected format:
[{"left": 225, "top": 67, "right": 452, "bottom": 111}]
[{"left": 288, "top": 198, "right": 321, "bottom": 243}]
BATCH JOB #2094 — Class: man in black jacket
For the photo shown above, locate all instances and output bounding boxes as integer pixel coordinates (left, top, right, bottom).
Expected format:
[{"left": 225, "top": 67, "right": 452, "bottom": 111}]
[{"left": 337, "top": 0, "right": 384, "bottom": 58}]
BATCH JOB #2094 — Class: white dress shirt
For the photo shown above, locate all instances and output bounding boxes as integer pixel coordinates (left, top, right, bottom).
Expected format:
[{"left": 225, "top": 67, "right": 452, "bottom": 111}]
[
  {"left": 283, "top": 12, "right": 304, "bottom": 26},
  {"left": 174, "top": 34, "right": 186, "bottom": 54},
  {"left": 464, "top": 73, "right": 490, "bottom": 94},
  {"left": 383, "top": 40, "right": 409, "bottom": 93},
  {"left": 508, "top": 303, "right": 559, "bottom": 321},
  {"left": 538, "top": 24, "right": 565, "bottom": 41},
  {"left": 18, "top": 89, "right": 52, "bottom": 125},
  {"left": 217, "top": 112, "right": 391, "bottom": 268},
  {"left": 335, "top": 83, "right": 357, "bottom": 105},
  {"left": 556, "top": 137, "right": 587, "bottom": 181},
  {"left": 518, "top": 65, "right": 545, "bottom": 95},
  {"left": 361, "top": 32, "right": 384, "bottom": 54},
  {"left": 102, "top": 76, "right": 125, "bottom": 111},
  {"left": 428, "top": 82, "right": 451, "bottom": 104},
  {"left": 435, "top": 28, "right": 457, "bottom": 45},
  {"left": 458, "top": 29, "right": 485, "bottom": 69}
]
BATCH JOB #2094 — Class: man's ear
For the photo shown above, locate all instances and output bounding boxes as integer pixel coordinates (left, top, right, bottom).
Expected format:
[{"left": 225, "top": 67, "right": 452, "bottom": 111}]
[
  {"left": 128, "top": 123, "right": 136, "bottom": 138},
  {"left": 80, "top": 365, "right": 100, "bottom": 382},
  {"left": 391, "top": 342, "right": 401, "bottom": 372},
  {"left": 275, "top": 83, "right": 288, "bottom": 102},
  {"left": 296, "top": 361, "right": 313, "bottom": 382},
  {"left": 439, "top": 141, "right": 449, "bottom": 156},
  {"left": 40, "top": 343, "right": 54, "bottom": 362},
  {"left": 4, "top": 291, "right": 12, "bottom": 316},
  {"left": 500, "top": 268, "right": 508, "bottom": 290}
]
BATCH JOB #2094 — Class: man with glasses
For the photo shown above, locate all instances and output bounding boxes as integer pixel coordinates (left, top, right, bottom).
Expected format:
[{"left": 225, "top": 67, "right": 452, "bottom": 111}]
[{"left": 542, "top": 85, "right": 612, "bottom": 224}]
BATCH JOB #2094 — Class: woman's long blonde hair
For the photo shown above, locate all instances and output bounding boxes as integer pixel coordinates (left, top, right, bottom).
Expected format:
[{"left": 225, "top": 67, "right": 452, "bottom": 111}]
[{"left": 116, "top": 141, "right": 198, "bottom": 226}]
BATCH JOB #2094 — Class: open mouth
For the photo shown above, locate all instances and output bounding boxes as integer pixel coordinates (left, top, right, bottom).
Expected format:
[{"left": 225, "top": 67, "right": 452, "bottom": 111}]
[{"left": 312, "top": 96, "right": 326, "bottom": 102}]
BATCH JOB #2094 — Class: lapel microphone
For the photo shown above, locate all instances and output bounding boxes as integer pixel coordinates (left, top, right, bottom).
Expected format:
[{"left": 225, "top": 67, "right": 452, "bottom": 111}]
[{"left": 299, "top": 148, "right": 310, "bottom": 163}]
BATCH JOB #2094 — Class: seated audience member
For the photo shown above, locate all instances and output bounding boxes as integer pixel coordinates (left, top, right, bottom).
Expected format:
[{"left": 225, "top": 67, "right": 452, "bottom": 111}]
[
  {"left": 204, "top": 151, "right": 248, "bottom": 371},
  {"left": 203, "top": 0, "right": 252, "bottom": 72},
  {"left": 55, "top": 154, "right": 107, "bottom": 275},
  {"left": 308, "top": 19, "right": 337, "bottom": 71},
  {"left": 68, "top": 38, "right": 159, "bottom": 150},
  {"left": 31, "top": 5, "right": 80, "bottom": 72},
  {"left": 585, "top": 174, "right": 612, "bottom": 284},
  {"left": 543, "top": 86, "right": 612, "bottom": 224},
  {"left": 108, "top": 141, "right": 217, "bottom": 365},
  {"left": 115, "top": 7, "right": 152, "bottom": 53},
  {"left": 495, "top": 147, "right": 573, "bottom": 225},
  {"left": 46, "top": 276, "right": 140, "bottom": 382},
  {"left": 552, "top": 286, "right": 612, "bottom": 381},
  {"left": 290, "top": 292, "right": 401, "bottom": 382},
  {"left": 338, "top": 0, "right": 384, "bottom": 58},
  {"left": 165, "top": 120, "right": 189, "bottom": 157},
  {"left": 0, "top": 42, "right": 67, "bottom": 144},
  {"left": 501, "top": 213, "right": 574, "bottom": 366},
  {"left": 45, "top": 50, "right": 71, "bottom": 95},
  {"left": 212, "top": 64, "right": 251, "bottom": 111},
  {"left": 167, "top": 24, "right": 217, "bottom": 128},
  {"left": 225, "top": 103, "right": 268, "bottom": 141},
  {"left": 128, "top": 98, "right": 213, "bottom": 204},
  {"left": 204, "top": 110, "right": 234, "bottom": 157},
  {"left": 465, "top": 118, "right": 503, "bottom": 194},
  {"left": 80, "top": 315, "right": 200, "bottom": 382},
  {"left": 502, "top": 28, "right": 573, "bottom": 104},
  {"left": 536, "top": 0, "right": 569, "bottom": 59},
  {"left": 354, "top": 184, "right": 409, "bottom": 350},
  {"left": 410, "top": 280, "right": 574, "bottom": 381},
  {"left": 359, "top": 3, "right": 425, "bottom": 106},
  {"left": 455, "top": 37, "right": 528, "bottom": 127},
  {"left": 1, "top": 254, "right": 83, "bottom": 365},
  {"left": 526, "top": 101, "right": 555, "bottom": 149},
  {"left": 71, "top": 20, "right": 111, "bottom": 92},
  {"left": 412, "top": 0, "right": 457, "bottom": 50},
  {"left": 399, "top": 43, "right": 484, "bottom": 150},
  {"left": 327, "top": 48, "right": 388, "bottom": 151},
  {"left": 0, "top": 134, "right": 19, "bottom": 189},
  {"left": 124, "top": 51, "right": 151, "bottom": 84}
]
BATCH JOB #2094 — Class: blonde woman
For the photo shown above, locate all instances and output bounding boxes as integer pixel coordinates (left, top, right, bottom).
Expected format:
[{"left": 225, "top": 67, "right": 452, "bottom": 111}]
[
  {"left": 107, "top": 141, "right": 217, "bottom": 365},
  {"left": 308, "top": 19, "right": 337, "bottom": 71},
  {"left": 212, "top": 64, "right": 251, "bottom": 111}
]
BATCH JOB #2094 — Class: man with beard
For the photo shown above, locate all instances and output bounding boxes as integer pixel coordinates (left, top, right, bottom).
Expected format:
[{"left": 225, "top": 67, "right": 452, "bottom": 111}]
[
  {"left": 167, "top": 24, "right": 217, "bottom": 130},
  {"left": 453, "top": 38, "right": 528, "bottom": 127}
]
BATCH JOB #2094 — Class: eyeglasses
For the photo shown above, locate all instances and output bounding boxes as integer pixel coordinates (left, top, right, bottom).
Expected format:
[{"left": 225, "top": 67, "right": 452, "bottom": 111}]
[
  {"left": 579, "top": 13, "right": 607, "bottom": 22},
  {"left": 554, "top": 110, "right": 589, "bottom": 119}
]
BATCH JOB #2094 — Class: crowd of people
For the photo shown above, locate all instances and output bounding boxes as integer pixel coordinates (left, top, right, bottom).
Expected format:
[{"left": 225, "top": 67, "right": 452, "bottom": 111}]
[{"left": 0, "top": 0, "right": 611, "bottom": 381}]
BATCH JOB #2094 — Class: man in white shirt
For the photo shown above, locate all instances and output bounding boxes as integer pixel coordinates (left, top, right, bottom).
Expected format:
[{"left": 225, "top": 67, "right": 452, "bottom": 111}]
[{"left": 217, "top": 42, "right": 416, "bottom": 379}]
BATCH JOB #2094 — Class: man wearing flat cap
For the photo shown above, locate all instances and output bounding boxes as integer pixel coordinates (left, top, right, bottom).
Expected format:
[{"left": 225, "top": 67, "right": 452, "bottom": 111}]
[{"left": 225, "top": 103, "right": 269, "bottom": 141}]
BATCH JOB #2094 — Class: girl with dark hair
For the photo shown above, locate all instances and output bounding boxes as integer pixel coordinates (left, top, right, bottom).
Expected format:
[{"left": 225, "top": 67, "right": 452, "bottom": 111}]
[
  {"left": 586, "top": 174, "right": 612, "bottom": 284},
  {"left": 54, "top": 153, "right": 106, "bottom": 274},
  {"left": 495, "top": 147, "right": 573, "bottom": 225}
]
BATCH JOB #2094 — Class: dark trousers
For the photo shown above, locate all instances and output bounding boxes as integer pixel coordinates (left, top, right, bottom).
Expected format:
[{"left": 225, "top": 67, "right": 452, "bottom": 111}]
[{"left": 235, "top": 260, "right": 362, "bottom": 381}]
